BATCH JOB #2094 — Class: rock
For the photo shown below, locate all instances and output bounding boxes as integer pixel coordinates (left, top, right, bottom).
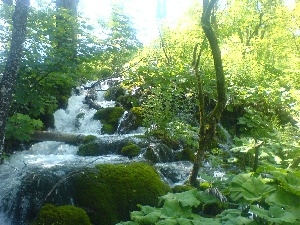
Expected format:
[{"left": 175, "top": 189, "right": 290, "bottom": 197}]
[
  {"left": 93, "top": 107, "right": 125, "bottom": 134},
  {"left": 33, "top": 204, "right": 91, "bottom": 225},
  {"left": 73, "top": 162, "right": 171, "bottom": 225}
]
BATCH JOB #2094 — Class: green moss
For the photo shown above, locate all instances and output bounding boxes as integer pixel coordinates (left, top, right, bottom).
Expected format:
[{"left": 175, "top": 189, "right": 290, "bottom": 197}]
[
  {"left": 102, "top": 123, "right": 115, "bottom": 134},
  {"left": 200, "top": 182, "right": 211, "bottom": 190},
  {"left": 104, "top": 86, "right": 126, "bottom": 101},
  {"left": 75, "top": 113, "right": 85, "bottom": 129},
  {"left": 129, "top": 107, "right": 144, "bottom": 127},
  {"left": 172, "top": 185, "right": 194, "bottom": 193},
  {"left": 93, "top": 107, "right": 125, "bottom": 134},
  {"left": 77, "top": 142, "right": 100, "bottom": 156},
  {"left": 74, "top": 162, "right": 171, "bottom": 225},
  {"left": 144, "top": 147, "right": 159, "bottom": 163},
  {"left": 121, "top": 144, "right": 141, "bottom": 158},
  {"left": 82, "top": 135, "right": 97, "bottom": 144},
  {"left": 34, "top": 204, "right": 91, "bottom": 225},
  {"left": 116, "top": 95, "right": 139, "bottom": 110},
  {"left": 151, "top": 129, "right": 180, "bottom": 150},
  {"left": 175, "top": 148, "right": 195, "bottom": 162}
]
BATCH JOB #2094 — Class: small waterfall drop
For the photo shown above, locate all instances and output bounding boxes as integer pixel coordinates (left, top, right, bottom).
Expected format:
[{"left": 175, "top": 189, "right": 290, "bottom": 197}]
[{"left": 0, "top": 79, "right": 191, "bottom": 224}]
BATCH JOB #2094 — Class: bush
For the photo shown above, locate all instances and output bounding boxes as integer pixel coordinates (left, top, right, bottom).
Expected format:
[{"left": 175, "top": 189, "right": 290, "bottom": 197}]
[
  {"left": 34, "top": 204, "right": 91, "bottom": 225},
  {"left": 6, "top": 113, "right": 43, "bottom": 142}
]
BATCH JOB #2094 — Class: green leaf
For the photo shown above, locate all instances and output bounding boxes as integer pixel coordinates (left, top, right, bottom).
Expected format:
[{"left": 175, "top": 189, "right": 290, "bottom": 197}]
[
  {"left": 229, "top": 174, "right": 275, "bottom": 202},
  {"left": 241, "top": 177, "right": 276, "bottom": 201},
  {"left": 159, "top": 189, "right": 200, "bottom": 208},
  {"left": 161, "top": 199, "right": 192, "bottom": 218},
  {"left": 223, "top": 216, "right": 257, "bottom": 225},
  {"left": 250, "top": 205, "right": 297, "bottom": 224},
  {"left": 197, "top": 191, "right": 219, "bottom": 204},
  {"left": 156, "top": 219, "right": 177, "bottom": 225},
  {"left": 272, "top": 171, "right": 300, "bottom": 196},
  {"left": 131, "top": 206, "right": 161, "bottom": 224},
  {"left": 176, "top": 218, "right": 193, "bottom": 225},
  {"left": 266, "top": 188, "right": 300, "bottom": 208}
]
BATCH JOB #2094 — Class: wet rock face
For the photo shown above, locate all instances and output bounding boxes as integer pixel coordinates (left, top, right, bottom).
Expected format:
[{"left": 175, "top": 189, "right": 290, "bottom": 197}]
[
  {"left": 1, "top": 162, "right": 171, "bottom": 225},
  {"left": 77, "top": 136, "right": 147, "bottom": 156},
  {"left": 1, "top": 167, "right": 77, "bottom": 225},
  {"left": 116, "top": 107, "right": 143, "bottom": 134}
]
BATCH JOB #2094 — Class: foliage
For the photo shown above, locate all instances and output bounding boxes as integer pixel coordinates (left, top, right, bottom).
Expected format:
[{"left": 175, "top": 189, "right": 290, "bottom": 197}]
[
  {"left": 34, "top": 204, "right": 91, "bottom": 225},
  {"left": 5, "top": 113, "right": 43, "bottom": 142},
  {"left": 104, "top": 85, "right": 126, "bottom": 101},
  {"left": 93, "top": 107, "right": 125, "bottom": 134},
  {"left": 119, "top": 163, "right": 300, "bottom": 225},
  {"left": 0, "top": 1, "right": 141, "bottom": 143},
  {"left": 73, "top": 162, "right": 171, "bottom": 225},
  {"left": 99, "top": 4, "right": 142, "bottom": 72}
]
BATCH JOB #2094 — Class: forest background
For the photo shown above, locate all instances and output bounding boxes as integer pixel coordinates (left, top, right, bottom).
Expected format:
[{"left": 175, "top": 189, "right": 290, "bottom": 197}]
[{"left": 0, "top": 0, "right": 300, "bottom": 224}]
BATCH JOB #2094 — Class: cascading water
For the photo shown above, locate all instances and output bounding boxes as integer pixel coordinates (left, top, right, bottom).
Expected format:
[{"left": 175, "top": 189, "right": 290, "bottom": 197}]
[{"left": 0, "top": 80, "right": 192, "bottom": 225}]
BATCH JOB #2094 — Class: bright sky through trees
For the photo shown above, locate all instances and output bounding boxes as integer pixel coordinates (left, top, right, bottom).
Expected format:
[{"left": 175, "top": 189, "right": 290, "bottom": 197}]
[
  {"left": 78, "top": 0, "right": 194, "bottom": 44},
  {"left": 30, "top": 0, "right": 296, "bottom": 44}
]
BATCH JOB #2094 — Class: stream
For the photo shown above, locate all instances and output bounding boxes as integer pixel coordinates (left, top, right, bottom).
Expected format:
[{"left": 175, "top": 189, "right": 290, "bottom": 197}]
[{"left": 0, "top": 80, "right": 193, "bottom": 225}]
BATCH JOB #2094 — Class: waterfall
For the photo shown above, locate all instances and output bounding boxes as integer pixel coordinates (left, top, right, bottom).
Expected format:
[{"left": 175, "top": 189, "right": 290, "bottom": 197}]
[{"left": 0, "top": 80, "right": 191, "bottom": 224}]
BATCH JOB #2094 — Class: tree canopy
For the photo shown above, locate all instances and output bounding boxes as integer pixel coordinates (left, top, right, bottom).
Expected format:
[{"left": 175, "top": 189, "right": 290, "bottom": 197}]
[{"left": 0, "top": 0, "right": 300, "bottom": 223}]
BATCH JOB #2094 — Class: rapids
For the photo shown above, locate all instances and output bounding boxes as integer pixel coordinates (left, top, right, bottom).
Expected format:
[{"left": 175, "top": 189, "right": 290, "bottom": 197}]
[{"left": 0, "top": 80, "right": 193, "bottom": 224}]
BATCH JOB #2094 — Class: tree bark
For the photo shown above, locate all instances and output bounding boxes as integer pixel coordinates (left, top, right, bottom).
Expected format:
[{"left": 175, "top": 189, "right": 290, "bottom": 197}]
[
  {"left": 31, "top": 131, "right": 86, "bottom": 144},
  {"left": 189, "top": 0, "right": 226, "bottom": 187},
  {"left": 0, "top": 0, "right": 30, "bottom": 161},
  {"left": 54, "top": 0, "right": 79, "bottom": 69}
]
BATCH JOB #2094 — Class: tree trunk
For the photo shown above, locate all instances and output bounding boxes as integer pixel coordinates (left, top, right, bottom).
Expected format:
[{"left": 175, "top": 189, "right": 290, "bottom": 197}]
[
  {"left": 189, "top": 0, "right": 226, "bottom": 187},
  {"left": 31, "top": 131, "right": 86, "bottom": 144},
  {"left": 0, "top": 0, "right": 30, "bottom": 162},
  {"left": 54, "top": 0, "right": 79, "bottom": 70}
]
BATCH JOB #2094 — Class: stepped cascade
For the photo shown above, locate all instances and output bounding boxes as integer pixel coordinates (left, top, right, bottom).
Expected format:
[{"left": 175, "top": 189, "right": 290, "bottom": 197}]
[{"left": 0, "top": 80, "right": 193, "bottom": 225}]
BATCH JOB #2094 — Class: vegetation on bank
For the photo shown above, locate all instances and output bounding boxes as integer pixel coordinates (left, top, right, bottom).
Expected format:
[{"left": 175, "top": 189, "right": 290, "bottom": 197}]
[{"left": 0, "top": 0, "right": 300, "bottom": 224}]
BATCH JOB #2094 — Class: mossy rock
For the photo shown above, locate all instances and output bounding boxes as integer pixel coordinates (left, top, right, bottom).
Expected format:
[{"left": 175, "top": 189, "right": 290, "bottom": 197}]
[
  {"left": 34, "top": 204, "right": 91, "bottom": 225},
  {"left": 93, "top": 107, "right": 125, "bottom": 134},
  {"left": 101, "top": 123, "right": 115, "bottom": 134},
  {"left": 104, "top": 85, "right": 126, "bottom": 101},
  {"left": 175, "top": 148, "right": 195, "bottom": 162},
  {"left": 116, "top": 95, "right": 139, "bottom": 110},
  {"left": 129, "top": 106, "right": 143, "bottom": 128},
  {"left": 77, "top": 142, "right": 100, "bottom": 156},
  {"left": 82, "top": 135, "right": 97, "bottom": 144},
  {"left": 73, "top": 162, "right": 171, "bottom": 225},
  {"left": 121, "top": 144, "right": 141, "bottom": 158},
  {"left": 151, "top": 129, "right": 180, "bottom": 150},
  {"left": 144, "top": 143, "right": 175, "bottom": 163},
  {"left": 75, "top": 112, "right": 85, "bottom": 129}
]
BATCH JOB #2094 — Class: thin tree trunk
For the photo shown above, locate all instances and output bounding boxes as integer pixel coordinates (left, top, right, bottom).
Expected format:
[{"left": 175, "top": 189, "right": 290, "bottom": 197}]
[
  {"left": 55, "top": 0, "right": 79, "bottom": 67},
  {"left": 189, "top": 0, "right": 226, "bottom": 187},
  {"left": 31, "top": 131, "right": 86, "bottom": 144},
  {"left": 0, "top": 0, "right": 30, "bottom": 162}
]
